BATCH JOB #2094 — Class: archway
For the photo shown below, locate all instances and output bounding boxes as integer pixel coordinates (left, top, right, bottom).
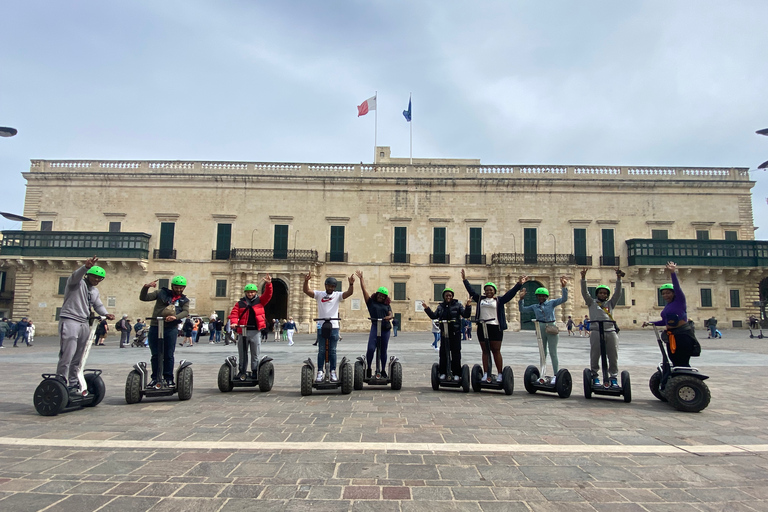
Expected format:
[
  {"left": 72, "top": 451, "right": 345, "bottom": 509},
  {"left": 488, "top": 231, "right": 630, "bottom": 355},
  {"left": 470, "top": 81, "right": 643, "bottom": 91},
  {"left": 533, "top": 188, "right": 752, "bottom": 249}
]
[
  {"left": 263, "top": 278, "right": 288, "bottom": 325},
  {"left": 520, "top": 280, "right": 542, "bottom": 330},
  {"left": 760, "top": 277, "right": 768, "bottom": 325}
]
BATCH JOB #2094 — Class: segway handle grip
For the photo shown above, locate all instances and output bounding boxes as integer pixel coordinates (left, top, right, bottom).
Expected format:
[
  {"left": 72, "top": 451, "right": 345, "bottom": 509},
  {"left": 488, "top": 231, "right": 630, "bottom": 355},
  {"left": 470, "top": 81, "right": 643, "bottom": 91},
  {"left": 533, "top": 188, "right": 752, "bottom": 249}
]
[
  {"left": 472, "top": 318, "right": 496, "bottom": 324},
  {"left": 313, "top": 318, "right": 340, "bottom": 322}
]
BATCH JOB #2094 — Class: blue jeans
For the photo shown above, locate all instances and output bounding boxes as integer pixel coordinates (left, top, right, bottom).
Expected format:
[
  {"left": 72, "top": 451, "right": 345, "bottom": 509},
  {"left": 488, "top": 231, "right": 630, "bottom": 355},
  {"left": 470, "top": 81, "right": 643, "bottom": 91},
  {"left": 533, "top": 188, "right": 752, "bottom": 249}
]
[
  {"left": 432, "top": 332, "right": 440, "bottom": 348},
  {"left": 709, "top": 325, "right": 717, "bottom": 338},
  {"left": 0, "top": 331, "right": 4, "bottom": 347},
  {"left": 366, "top": 325, "right": 391, "bottom": 369},
  {"left": 148, "top": 324, "right": 179, "bottom": 381},
  {"left": 316, "top": 328, "right": 339, "bottom": 371},
  {"left": 15, "top": 331, "right": 29, "bottom": 346},
  {"left": 215, "top": 330, "right": 222, "bottom": 343},
  {"left": 393, "top": 326, "right": 398, "bottom": 337}
]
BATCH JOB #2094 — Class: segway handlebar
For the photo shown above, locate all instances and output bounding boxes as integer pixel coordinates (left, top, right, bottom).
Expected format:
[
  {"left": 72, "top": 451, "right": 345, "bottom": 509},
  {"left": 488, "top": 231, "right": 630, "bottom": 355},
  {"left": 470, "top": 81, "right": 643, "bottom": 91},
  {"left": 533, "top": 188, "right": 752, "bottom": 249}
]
[{"left": 313, "top": 318, "right": 340, "bottom": 322}]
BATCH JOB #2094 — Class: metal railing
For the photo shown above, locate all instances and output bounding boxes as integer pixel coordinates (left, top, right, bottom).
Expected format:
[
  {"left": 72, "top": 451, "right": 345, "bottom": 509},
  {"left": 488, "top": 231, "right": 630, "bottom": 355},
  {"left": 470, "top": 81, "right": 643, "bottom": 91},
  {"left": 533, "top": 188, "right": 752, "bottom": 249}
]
[
  {"left": 153, "top": 249, "right": 177, "bottom": 260},
  {"left": 229, "top": 248, "right": 318, "bottom": 262},
  {"left": 391, "top": 253, "right": 410, "bottom": 264},
  {"left": 465, "top": 254, "right": 486, "bottom": 265},
  {"left": 491, "top": 253, "right": 578, "bottom": 265},
  {"left": 326, "top": 252, "right": 348, "bottom": 263},
  {"left": 430, "top": 253, "right": 450, "bottom": 264},
  {"left": 599, "top": 256, "right": 620, "bottom": 266},
  {"left": 0, "top": 231, "right": 151, "bottom": 259}
]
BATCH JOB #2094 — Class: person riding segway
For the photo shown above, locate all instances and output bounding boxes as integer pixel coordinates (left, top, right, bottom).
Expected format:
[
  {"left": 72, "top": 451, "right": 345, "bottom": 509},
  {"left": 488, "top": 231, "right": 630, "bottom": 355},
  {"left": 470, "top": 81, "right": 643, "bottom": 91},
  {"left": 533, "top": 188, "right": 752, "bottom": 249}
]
[
  {"left": 353, "top": 271, "right": 402, "bottom": 390},
  {"left": 462, "top": 270, "right": 527, "bottom": 395},
  {"left": 422, "top": 288, "right": 472, "bottom": 392},
  {"left": 125, "top": 276, "right": 193, "bottom": 403},
  {"left": 519, "top": 276, "right": 572, "bottom": 398},
  {"left": 34, "top": 256, "right": 113, "bottom": 416},
  {"left": 580, "top": 267, "right": 631, "bottom": 402},
  {"left": 300, "top": 272, "right": 355, "bottom": 395},
  {"left": 643, "top": 261, "right": 709, "bottom": 412},
  {"left": 219, "top": 276, "right": 274, "bottom": 392}
]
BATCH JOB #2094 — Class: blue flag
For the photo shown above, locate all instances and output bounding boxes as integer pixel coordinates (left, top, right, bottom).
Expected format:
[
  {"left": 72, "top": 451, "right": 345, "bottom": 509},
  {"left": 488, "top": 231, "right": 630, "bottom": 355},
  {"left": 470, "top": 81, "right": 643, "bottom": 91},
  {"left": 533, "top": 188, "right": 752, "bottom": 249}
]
[{"left": 402, "top": 97, "right": 411, "bottom": 122}]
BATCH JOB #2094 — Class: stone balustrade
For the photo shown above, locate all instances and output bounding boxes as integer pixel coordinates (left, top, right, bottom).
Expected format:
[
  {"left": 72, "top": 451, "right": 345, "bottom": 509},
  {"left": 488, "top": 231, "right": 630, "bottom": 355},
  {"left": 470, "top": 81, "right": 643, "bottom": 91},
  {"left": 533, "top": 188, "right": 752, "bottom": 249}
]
[{"left": 29, "top": 159, "right": 750, "bottom": 181}]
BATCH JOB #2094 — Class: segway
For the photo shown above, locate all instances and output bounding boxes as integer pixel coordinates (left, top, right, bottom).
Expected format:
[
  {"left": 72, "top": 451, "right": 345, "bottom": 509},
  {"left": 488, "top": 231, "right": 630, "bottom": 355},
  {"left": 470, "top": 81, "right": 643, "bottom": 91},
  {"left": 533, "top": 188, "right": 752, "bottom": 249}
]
[
  {"left": 430, "top": 319, "right": 470, "bottom": 392},
  {"left": 648, "top": 325, "right": 710, "bottom": 412},
  {"left": 33, "top": 313, "right": 107, "bottom": 416},
  {"left": 300, "top": 318, "right": 353, "bottom": 395},
  {"left": 582, "top": 320, "right": 630, "bottom": 402},
  {"left": 125, "top": 317, "right": 193, "bottom": 403},
  {"left": 354, "top": 318, "right": 403, "bottom": 390},
  {"left": 748, "top": 321, "right": 764, "bottom": 339},
  {"left": 218, "top": 326, "right": 274, "bottom": 392},
  {"left": 523, "top": 320, "right": 572, "bottom": 398},
  {"left": 470, "top": 318, "right": 513, "bottom": 395}
]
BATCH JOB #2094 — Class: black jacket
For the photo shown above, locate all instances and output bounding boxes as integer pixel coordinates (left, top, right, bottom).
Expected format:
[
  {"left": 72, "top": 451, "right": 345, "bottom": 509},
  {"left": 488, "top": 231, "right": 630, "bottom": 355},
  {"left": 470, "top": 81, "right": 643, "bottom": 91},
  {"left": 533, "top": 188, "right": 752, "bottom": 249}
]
[
  {"left": 463, "top": 280, "right": 522, "bottom": 332},
  {"left": 424, "top": 299, "right": 471, "bottom": 334}
]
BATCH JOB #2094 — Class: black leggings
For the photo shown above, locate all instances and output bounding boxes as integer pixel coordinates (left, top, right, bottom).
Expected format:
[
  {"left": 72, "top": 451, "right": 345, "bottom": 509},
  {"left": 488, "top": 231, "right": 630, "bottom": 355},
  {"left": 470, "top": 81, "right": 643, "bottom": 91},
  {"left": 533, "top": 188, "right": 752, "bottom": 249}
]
[
  {"left": 439, "top": 331, "right": 462, "bottom": 376},
  {"left": 667, "top": 328, "right": 697, "bottom": 367}
]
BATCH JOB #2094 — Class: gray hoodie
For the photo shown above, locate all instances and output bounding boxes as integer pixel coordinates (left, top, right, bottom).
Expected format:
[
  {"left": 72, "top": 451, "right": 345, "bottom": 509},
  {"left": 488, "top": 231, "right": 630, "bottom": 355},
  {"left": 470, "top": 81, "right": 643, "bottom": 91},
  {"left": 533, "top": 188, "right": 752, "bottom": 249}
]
[
  {"left": 59, "top": 266, "right": 109, "bottom": 323},
  {"left": 580, "top": 278, "right": 622, "bottom": 332}
]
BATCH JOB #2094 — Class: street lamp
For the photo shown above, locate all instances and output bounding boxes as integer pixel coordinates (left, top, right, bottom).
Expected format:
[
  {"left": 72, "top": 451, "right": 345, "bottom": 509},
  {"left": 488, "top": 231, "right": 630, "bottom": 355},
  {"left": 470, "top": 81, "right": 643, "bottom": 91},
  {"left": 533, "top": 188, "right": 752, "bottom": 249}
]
[
  {"left": 0, "top": 127, "right": 17, "bottom": 138},
  {"left": 549, "top": 233, "right": 557, "bottom": 256},
  {"left": 757, "top": 129, "right": 768, "bottom": 169},
  {"left": 293, "top": 229, "right": 299, "bottom": 254},
  {"left": 250, "top": 228, "right": 258, "bottom": 250},
  {"left": 0, "top": 212, "right": 33, "bottom": 222}
]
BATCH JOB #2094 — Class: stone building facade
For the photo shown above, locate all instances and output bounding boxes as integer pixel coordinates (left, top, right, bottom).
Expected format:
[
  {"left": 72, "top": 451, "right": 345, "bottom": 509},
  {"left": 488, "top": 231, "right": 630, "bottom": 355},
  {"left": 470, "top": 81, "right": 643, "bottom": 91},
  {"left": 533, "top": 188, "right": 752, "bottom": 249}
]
[{"left": 1, "top": 148, "right": 766, "bottom": 335}]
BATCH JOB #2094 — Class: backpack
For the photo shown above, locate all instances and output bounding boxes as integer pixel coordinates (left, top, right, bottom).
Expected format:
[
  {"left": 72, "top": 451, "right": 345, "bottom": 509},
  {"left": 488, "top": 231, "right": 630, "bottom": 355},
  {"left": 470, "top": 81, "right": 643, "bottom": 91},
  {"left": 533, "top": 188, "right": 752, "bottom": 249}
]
[{"left": 115, "top": 321, "right": 122, "bottom": 331}]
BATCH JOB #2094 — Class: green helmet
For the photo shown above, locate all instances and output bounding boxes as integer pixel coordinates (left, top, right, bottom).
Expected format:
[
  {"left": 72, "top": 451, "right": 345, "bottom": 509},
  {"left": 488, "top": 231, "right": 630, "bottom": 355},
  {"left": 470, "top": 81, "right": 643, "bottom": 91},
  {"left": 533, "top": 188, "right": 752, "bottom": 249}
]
[
  {"left": 595, "top": 285, "right": 611, "bottom": 295},
  {"left": 376, "top": 286, "right": 389, "bottom": 296},
  {"left": 484, "top": 282, "right": 497, "bottom": 292},
  {"left": 86, "top": 266, "right": 105, "bottom": 278},
  {"left": 534, "top": 287, "right": 549, "bottom": 296},
  {"left": 660, "top": 283, "right": 674, "bottom": 291},
  {"left": 171, "top": 275, "right": 187, "bottom": 287},
  {"left": 244, "top": 283, "right": 258, "bottom": 292},
  {"left": 442, "top": 287, "right": 454, "bottom": 298}
]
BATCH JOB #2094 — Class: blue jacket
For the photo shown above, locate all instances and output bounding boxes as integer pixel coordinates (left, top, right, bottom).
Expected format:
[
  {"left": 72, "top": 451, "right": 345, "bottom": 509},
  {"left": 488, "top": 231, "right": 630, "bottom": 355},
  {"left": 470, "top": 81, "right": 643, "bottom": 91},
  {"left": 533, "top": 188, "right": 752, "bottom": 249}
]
[{"left": 518, "top": 288, "right": 568, "bottom": 323}]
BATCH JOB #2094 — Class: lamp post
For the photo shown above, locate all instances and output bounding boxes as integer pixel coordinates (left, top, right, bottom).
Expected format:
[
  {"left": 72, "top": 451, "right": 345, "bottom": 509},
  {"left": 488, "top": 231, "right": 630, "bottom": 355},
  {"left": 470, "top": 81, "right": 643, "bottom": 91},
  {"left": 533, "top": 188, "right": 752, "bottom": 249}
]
[
  {"left": 0, "top": 127, "right": 18, "bottom": 138},
  {"left": 758, "top": 128, "right": 768, "bottom": 169},
  {"left": 250, "top": 228, "right": 258, "bottom": 251},
  {"left": 293, "top": 229, "right": 299, "bottom": 256},
  {"left": 549, "top": 233, "right": 557, "bottom": 261}
]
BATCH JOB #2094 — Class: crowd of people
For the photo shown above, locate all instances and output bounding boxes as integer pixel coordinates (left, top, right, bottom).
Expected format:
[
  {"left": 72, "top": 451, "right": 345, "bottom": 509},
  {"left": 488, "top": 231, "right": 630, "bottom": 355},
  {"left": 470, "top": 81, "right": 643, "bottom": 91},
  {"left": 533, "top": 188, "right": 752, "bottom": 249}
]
[{"left": 0, "top": 316, "right": 35, "bottom": 348}]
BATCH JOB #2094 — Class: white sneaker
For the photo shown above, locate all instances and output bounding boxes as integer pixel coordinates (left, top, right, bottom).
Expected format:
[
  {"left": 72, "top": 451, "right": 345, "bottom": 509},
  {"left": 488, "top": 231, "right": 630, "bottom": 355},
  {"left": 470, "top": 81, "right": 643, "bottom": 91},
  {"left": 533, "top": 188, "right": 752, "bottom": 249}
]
[
  {"left": 330, "top": 370, "right": 338, "bottom": 382},
  {"left": 434, "top": 346, "right": 439, "bottom": 351},
  {"left": 550, "top": 376, "right": 557, "bottom": 385},
  {"left": 482, "top": 372, "right": 488, "bottom": 382},
  {"left": 288, "top": 341, "right": 294, "bottom": 346},
  {"left": 496, "top": 373, "right": 503, "bottom": 382},
  {"left": 316, "top": 371, "right": 324, "bottom": 382},
  {"left": 453, "top": 375, "right": 460, "bottom": 382},
  {"left": 439, "top": 374, "right": 446, "bottom": 380}
]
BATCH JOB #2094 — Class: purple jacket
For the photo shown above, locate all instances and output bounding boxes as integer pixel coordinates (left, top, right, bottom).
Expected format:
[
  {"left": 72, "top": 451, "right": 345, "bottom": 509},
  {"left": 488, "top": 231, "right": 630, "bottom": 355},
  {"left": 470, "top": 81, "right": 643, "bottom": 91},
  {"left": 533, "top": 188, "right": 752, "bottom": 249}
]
[{"left": 652, "top": 272, "right": 687, "bottom": 326}]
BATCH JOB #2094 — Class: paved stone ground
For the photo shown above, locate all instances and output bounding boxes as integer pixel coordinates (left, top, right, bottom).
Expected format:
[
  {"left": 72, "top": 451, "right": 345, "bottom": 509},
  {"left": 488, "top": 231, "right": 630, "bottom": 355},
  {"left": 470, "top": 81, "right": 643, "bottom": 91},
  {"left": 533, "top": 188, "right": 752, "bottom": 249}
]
[{"left": 1, "top": 329, "right": 768, "bottom": 511}]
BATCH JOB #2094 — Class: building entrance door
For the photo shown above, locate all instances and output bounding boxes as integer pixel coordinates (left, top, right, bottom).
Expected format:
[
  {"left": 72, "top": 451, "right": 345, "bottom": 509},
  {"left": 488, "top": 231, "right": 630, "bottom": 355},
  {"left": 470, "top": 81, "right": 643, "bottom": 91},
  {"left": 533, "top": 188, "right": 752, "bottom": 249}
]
[
  {"left": 520, "top": 280, "right": 543, "bottom": 330},
  {"left": 263, "top": 279, "right": 288, "bottom": 326}
]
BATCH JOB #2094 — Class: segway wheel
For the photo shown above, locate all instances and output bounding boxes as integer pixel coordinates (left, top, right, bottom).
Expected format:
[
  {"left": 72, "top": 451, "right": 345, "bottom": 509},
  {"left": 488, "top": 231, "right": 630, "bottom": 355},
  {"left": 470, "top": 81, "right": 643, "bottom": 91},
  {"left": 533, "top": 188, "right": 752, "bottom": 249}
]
[
  {"left": 34, "top": 379, "right": 68, "bottom": 416},
  {"left": 340, "top": 362, "right": 354, "bottom": 395},
  {"left": 177, "top": 366, "right": 193, "bottom": 401},
  {"left": 502, "top": 366, "right": 514, "bottom": 396},
  {"left": 391, "top": 361, "right": 403, "bottom": 390},
  {"left": 648, "top": 370, "right": 666, "bottom": 402},
  {"left": 461, "top": 365, "right": 470, "bottom": 393},
  {"left": 300, "top": 364, "right": 313, "bottom": 396},
  {"left": 523, "top": 365, "right": 539, "bottom": 394},
  {"left": 83, "top": 373, "right": 106, "bottom": 407},
  {"left": 555, "top": 369, "right": 572, "bottom": 399},
  {"left": 471, "top": 364, "right": 482, "bottom": 392},
  {"left": 583, "top": 368, "right": 593, "bottom": 399},
  {"left": 430, "top": 363, "right": 440, "bottom": 391},
  {"left": 665, "top": 375, "right": 710, "bottom": 413},
  {"left": 621, "top": 370, "right": 631, "bottom": 403},
  {"left": 217, "top": 364, "right": 233, "bottom": 392},
  {"left": 353, "top": 361, "right": 364, "bottom": 390},
  {"left": 125, "top": 370, "right": 143, "bottom": 404},
  {"left": 258, "top": 361, "right": 274, "bottom": 392}
]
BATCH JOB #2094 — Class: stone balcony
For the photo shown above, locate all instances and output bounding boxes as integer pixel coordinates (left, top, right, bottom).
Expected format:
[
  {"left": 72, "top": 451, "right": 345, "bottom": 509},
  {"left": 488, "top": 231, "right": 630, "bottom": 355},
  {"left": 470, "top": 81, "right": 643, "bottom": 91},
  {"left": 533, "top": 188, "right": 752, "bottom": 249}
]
[{"left": 626, "top": 239, "right": 768, "bottom": 267}]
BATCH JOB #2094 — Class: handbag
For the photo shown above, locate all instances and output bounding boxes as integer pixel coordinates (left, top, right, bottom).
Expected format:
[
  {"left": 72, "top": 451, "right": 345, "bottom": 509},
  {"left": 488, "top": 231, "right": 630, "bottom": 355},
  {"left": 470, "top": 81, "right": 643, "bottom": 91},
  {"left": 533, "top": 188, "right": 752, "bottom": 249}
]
[{"left": 545, "top": 324, "right": 560, "bottom": 335}]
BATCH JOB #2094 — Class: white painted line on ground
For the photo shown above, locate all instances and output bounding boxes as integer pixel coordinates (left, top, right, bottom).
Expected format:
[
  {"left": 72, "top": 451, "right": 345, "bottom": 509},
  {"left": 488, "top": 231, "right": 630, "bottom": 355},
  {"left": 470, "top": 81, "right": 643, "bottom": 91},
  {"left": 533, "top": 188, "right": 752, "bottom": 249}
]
[{"left": 0, "top": 437, "right": 765, "bottom": 455}]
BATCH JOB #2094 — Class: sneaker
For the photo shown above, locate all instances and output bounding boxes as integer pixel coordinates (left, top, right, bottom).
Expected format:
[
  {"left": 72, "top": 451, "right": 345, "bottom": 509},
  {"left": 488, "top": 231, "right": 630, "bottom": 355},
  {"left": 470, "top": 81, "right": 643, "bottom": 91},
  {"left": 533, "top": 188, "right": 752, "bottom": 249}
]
[
  {"left": 148, "top": 379, "right": 159, "bottom": 388},
  {"left": 434, "top": 346, "right": 439, "bottom": 352},
  {"left": 453, "top": 375, "right": 460, "bottom": 382},
  {"left": 496, "top": 374, "right": 503, "bottom": 383},
  {"left": 209, "top": 341, "right": 215, "bottom": 344},
  {"left": 610, "top": 378, "right": 619, "bottom": 388},
  {"left": 366, "top": 368, "right": 372, "bottom": 379},
  {"left": 439, "top": 374, "right": 446, "bottom": 380},
  {"left": 330, "top": 370, "right": 338, "bottom": 382},
  {"left": 380, "top": 370, "right": 388, "bottom": 379},
  {"left": 316, "top": 371, "right": 324, "bottom": 382},
  {"left": 482, "top": 372, "right": 488, "bottom": 382},
  {"left": 550, "top": 376, "right": 557, "bottom": 385},
  {"left": 0, "top": 346, "right": 4, "bottom": 349},
  {"left": 288, "top": 341, "right": 294, "bottom": 346},
  {"left": 27, "top": 343, "right": 33, "bottom": 347},
  {"left": 592, "top": 377, "right": 600, "bottom": 386},
  {"left": 165, "top": 379, "right": 175, "bottom": 387}
]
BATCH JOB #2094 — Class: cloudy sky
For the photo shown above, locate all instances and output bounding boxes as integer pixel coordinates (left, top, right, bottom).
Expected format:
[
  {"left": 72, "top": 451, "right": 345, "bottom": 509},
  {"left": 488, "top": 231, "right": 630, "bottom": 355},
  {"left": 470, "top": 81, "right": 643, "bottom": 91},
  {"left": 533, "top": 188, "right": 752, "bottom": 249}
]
[{"left": 1, "top": 1, "right": 767, "bottom": 236}]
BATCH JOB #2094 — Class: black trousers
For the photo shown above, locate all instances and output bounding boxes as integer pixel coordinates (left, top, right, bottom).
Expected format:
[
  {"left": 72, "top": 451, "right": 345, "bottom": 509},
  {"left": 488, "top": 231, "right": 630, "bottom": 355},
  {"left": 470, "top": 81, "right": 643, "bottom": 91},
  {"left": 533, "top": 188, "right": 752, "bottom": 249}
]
[{"left": 439, "top": 331, "right": 462, "bottom": 376}]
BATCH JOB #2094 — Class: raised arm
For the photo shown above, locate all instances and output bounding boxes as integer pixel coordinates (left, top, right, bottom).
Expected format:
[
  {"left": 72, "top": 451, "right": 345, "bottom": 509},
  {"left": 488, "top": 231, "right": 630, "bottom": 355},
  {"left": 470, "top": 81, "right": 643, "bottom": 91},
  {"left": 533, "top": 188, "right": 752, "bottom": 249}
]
[
  {"left": 342, "top": 273, "right": 355, "bottom": 300},
  {"left": 498, "top": 276, "right": 527, "bottom": 305},
  {"left": 303, "top": 272, "right": 314, "bottom": 298},
  {"left": 609, "top": 269, "right": 623, "bottom": 308},
  {"left": 355, "top": 270, "right": 370, "bottom": 303}
]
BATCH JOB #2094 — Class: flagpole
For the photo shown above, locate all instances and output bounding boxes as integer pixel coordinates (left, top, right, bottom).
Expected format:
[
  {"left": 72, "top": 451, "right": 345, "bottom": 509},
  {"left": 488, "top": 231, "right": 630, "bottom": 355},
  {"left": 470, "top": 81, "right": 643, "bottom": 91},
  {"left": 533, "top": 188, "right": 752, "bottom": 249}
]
[
  {"left": 374, "top": 91, "right": 378, "bottom": 163},
  {"left": 409, "top": 93, "right": 413, "bottom": 165}
]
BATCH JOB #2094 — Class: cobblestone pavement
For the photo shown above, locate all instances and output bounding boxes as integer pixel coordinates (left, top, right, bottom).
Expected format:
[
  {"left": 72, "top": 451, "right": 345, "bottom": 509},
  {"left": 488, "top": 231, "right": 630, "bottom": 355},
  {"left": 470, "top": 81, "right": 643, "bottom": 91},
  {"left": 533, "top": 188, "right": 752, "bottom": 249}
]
[{"left": 1, "top": 329, "right": 768, "bottom": 511}]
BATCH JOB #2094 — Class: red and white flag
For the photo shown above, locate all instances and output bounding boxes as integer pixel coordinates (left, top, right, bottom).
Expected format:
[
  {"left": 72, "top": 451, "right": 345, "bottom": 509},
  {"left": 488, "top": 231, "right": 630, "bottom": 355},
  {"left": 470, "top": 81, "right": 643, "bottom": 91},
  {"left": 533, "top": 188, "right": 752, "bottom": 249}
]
[{"left": 357, "top": 95, "right": 377, "bottom": 117}]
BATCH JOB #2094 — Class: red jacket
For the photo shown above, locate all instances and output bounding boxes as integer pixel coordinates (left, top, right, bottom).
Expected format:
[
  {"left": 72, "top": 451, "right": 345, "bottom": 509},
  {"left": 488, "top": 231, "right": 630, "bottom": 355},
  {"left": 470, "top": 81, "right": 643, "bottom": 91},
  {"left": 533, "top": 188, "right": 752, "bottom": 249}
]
[{"left": 228, "top": 283, "right": 272, "bottom": 333}]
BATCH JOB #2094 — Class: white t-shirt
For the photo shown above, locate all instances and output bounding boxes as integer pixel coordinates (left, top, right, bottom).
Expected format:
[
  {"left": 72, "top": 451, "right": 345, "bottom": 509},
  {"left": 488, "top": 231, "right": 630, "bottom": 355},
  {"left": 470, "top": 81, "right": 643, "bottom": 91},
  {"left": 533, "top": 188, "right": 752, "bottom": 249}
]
[
  {"left": 479, "top": 298, "right": 499, "bottom": 325},
  {"left": 313, "top": 290, "right": 343, "bottom": 328}
]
